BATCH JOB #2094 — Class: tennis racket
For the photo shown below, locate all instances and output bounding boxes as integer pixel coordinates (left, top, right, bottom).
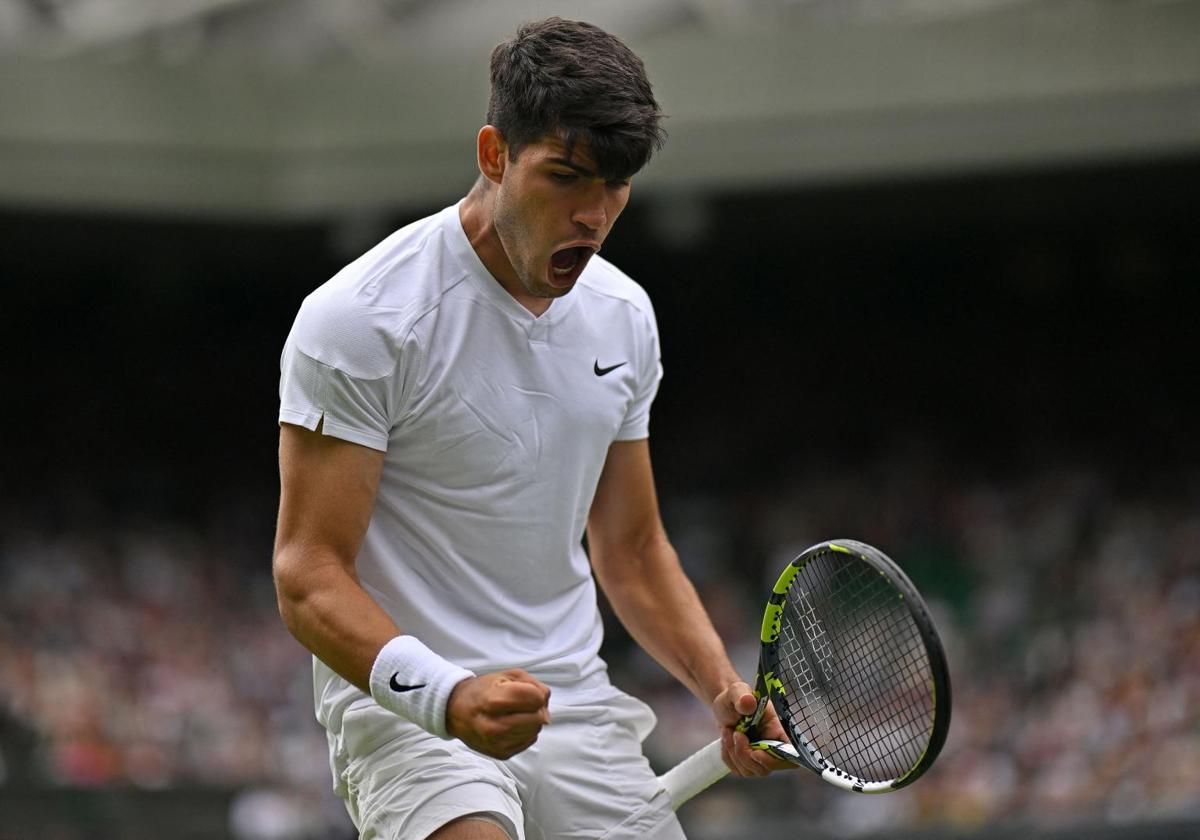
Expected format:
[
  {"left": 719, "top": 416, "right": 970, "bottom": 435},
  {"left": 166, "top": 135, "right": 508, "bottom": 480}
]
[{"left": 658, "top": 539, "right": 951, "bottom": 809}]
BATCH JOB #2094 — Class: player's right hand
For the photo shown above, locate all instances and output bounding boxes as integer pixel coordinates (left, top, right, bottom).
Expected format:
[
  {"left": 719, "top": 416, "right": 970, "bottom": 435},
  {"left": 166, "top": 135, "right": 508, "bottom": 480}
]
[
  {"left": 446, "top": 668, "right": 551, "bottom": 759},
  {"left": 711, "top": 681, "right": 796, "bottom": 778}
]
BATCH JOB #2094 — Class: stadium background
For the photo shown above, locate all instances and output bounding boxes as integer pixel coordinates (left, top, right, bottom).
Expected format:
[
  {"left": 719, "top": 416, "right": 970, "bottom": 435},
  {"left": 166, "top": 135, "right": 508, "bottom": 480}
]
[{"left": 1, "top": 1, "right": 1198, "bottom": 838}]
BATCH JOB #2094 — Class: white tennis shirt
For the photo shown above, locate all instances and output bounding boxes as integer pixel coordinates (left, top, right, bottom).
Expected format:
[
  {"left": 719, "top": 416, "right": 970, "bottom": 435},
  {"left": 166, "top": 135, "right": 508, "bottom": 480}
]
[{"left": 279, "top": 203, "right": 663, "bottom": 732}]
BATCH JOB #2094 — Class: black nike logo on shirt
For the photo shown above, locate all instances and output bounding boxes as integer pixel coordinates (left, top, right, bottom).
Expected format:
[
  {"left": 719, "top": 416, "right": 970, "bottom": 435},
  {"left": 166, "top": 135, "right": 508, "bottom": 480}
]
[
  {"left": 390, "top": 674, "right": 426, "bottom": 693},
  {"left": 594, "top": 360, "right": 627, "bottom": 376}
]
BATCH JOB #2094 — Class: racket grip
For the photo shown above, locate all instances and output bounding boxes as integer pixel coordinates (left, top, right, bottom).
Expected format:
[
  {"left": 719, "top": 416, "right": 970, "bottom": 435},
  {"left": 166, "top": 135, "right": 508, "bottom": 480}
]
[{"left": 657, "top": 739, "right": 729, "bottom": 810}]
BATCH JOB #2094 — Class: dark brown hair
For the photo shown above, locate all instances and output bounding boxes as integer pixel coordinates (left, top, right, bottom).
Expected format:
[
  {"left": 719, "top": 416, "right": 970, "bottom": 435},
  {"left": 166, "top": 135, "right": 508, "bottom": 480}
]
[{"left": 487, "top": 17, "right": 666, "bottom": 181}]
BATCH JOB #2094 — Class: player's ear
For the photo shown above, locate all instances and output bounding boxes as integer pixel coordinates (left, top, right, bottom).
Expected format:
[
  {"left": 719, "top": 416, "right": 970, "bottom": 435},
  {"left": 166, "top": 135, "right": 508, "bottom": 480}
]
[{"left": 477, "top": 125, "right": 508, "bottom": 185}]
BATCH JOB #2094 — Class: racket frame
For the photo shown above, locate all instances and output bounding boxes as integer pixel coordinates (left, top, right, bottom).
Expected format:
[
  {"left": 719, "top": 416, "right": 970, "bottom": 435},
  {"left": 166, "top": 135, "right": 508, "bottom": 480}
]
[
  {"left": 659, "top": 538, "right": 952, "bottom": 808},
  {"left": 747, "top": 539, "right": 951, "bottom": 793}
]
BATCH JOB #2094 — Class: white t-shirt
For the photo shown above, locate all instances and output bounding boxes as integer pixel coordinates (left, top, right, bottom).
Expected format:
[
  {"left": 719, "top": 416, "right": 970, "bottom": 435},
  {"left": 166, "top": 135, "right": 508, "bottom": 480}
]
[{"left": 279, "top": 203, "right": 663, "bottom": 732}]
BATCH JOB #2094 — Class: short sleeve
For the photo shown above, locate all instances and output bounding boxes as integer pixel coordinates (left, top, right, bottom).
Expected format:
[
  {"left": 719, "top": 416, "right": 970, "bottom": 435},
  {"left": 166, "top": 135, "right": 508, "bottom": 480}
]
[
  {"left": 278, "top": 294, "right": 403, "bottom": 452},
  {"left": 615, "top": 303, "right": 663, "bottom": 441}
]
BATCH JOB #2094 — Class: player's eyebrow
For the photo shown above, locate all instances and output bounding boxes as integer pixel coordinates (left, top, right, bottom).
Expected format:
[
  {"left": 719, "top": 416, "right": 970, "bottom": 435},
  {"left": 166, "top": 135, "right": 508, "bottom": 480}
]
[{"left": 546, "top": 157, "right": 599, "bottom": 179}]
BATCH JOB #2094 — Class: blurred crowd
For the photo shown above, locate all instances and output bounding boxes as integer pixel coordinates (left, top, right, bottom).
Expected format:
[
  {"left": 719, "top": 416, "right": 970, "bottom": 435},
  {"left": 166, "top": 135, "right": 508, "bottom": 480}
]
[
  {"left": 0, "top": 509, "right": 343, "bottom": 837},
  {"left": 1, "top": 458, "right": 1198, "bottom": 837},
  {"left": 635, "top": 459, "right": 1200, "bottom": 835}
]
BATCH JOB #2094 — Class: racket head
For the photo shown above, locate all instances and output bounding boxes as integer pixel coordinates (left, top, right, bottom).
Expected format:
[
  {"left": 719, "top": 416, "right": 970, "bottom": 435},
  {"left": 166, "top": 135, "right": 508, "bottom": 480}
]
[{"left": 747, "top": 539, "right": 951, "bottom": 793}]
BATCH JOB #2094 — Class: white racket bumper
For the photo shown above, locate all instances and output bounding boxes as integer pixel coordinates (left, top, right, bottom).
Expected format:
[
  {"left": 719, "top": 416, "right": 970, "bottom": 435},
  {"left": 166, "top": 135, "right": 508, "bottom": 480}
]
[{"left": 820, "top": 766, "right": 896, "bottom": 793}]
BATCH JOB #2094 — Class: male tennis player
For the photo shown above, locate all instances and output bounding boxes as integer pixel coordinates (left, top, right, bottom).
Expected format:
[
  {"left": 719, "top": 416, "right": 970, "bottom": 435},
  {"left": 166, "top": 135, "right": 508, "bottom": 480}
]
[{"left": 273, "top": 17, "right": 789, "bottom": 840}]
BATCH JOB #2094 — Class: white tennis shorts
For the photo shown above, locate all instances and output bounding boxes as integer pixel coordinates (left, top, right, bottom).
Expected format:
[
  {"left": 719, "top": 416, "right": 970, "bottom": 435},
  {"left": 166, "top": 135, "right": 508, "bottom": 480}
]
[{"left": 328, "top": 683, "right": 687, "bottom": 840}]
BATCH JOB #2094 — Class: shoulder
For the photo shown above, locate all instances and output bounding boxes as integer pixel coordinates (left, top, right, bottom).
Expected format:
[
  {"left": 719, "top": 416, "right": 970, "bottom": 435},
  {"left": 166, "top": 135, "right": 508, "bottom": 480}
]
[
  {"left": 576, "top": 255, "right": 656, "bottom": 323},
  {"left": 288, "top": 210, "right": 468, "bottom": 379}
]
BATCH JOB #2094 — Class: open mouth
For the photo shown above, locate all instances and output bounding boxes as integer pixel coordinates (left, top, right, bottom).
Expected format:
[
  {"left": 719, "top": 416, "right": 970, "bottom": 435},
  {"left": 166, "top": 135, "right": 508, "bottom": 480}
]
[{"left": 548, "top": 246, "right": 593, "bottom": 288}]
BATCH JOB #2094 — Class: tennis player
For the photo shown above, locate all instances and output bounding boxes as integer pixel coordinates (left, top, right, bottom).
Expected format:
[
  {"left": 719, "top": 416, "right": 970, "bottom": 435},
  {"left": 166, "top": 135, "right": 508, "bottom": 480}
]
[{"left": 273, "top": 17, "right": 789, "bottom": 840}]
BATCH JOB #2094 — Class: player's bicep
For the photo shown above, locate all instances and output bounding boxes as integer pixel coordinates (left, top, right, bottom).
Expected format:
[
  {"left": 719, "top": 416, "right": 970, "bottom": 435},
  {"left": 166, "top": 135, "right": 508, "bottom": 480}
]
[
  {"left": 586, "top": 438, "right": 668, "bottom": 579},
  {"left": 274, "top": 420, "right": 385, "bottom": 580}
]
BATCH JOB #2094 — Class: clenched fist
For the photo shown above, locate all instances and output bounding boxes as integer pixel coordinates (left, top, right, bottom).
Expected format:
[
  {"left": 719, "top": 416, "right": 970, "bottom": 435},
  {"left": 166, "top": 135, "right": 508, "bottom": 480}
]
[{"left": 446, "top": 669, "right": 552, "bottom": 759}]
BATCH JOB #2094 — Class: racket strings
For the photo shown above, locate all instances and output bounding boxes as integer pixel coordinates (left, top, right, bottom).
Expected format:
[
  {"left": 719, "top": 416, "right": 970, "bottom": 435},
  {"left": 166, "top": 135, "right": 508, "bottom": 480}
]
[
  {"left": 798, "top": 562, "right": 929, "bottom": 775},
  {"left": 778, "top": 611, "right": 926, "bottom": 778},
  {"left": 769, "top": 551, "right": 935, "bottom": 783},
  {"left": 782, "top": 610, "right": 927, "bottom": 776},
  {"left": 802, "top": 565, "right": 931, "bottom": 777}
]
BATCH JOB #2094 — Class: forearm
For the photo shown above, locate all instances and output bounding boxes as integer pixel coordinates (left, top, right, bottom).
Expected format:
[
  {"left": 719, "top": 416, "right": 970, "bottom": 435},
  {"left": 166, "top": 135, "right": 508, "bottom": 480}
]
[
  {"left": 273, "top": 548, "right": 400, "bottom": 694},
  {"left": 276, "top": 547, "right": 497, "bottom": 744},
  {"left": 595, "top": 535, "right": 740, "bottom": 704}
]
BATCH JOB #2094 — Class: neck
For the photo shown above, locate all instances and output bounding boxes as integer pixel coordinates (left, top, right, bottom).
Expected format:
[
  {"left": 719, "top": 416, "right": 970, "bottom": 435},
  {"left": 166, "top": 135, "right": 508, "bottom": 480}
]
[{"left": 459, "top": 180, "right": 551, "bottom": 316}]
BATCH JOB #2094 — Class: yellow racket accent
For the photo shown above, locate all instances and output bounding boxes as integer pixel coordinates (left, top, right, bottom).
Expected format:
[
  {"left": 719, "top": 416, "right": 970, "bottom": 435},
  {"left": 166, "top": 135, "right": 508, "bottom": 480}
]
[
  {"left": 765, "top": 671, "right": 785, "bottom": 696},
  {"left": 760, "top": 603, "right": 783, "bottom": 643},
  {"left": 771, "top": 562, "right": 803, "bottom": 595},
  {"left": 760, "top": 561, "right": 805, "bottom": 642}
]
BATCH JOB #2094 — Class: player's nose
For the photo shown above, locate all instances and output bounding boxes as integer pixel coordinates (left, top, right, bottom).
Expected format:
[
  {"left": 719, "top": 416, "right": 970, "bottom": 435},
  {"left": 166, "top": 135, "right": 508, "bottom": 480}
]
[
  {"left": 573, "top": 208, "right": 605, "bottom": 233},
  {"left": 572, "top": 190, "right": 607, "bottom": 232}
]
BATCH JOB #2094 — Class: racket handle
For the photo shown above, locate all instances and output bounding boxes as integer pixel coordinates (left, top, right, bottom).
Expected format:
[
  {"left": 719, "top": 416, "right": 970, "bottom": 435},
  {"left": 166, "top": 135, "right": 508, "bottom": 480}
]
[{"left": 657, "top": 739, "right": 729, "bottom": 810}]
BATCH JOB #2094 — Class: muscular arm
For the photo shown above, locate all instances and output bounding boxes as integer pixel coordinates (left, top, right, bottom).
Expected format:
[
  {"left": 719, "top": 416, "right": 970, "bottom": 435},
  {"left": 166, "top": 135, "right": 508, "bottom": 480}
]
[
  {"left": 587, "top": 439, "right": 789, "bottom": 777},
  {"left": 273, "top": 421, "right": 396, "bottom": 692},
  {"left": 273, "top": 421, "right": 549, "bottom": 757},
  {"left": 586, "top": 440, "right": 736, "bottom": 701}
]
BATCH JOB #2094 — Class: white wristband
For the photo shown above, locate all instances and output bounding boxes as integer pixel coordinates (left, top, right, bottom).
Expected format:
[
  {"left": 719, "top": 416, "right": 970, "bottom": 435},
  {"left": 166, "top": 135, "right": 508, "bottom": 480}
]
[{"left": 368, "top": 636, "right": 475, "bottom": 739}]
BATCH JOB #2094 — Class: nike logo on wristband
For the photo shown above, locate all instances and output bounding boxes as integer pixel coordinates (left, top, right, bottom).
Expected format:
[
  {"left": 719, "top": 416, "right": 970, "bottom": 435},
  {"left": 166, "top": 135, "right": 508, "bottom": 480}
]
[{"left": 390, "top": 673, "right": 427, "bottom": 693}]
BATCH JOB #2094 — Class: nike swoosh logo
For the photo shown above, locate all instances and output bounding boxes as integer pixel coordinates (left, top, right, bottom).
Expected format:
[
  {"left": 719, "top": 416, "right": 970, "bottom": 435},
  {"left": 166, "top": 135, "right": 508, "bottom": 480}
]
[
  {"left": 390, "top": 674, "right": 427, "bottom": 693},
  {"left": 594, "top": 360, "right": 627, "bottom": 377}
]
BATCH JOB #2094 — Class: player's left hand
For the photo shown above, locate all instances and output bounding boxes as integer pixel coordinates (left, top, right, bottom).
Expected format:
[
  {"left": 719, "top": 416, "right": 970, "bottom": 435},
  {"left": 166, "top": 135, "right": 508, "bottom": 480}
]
[{"left": 711, "top": 681, "right": 797, "bottom": 778}]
